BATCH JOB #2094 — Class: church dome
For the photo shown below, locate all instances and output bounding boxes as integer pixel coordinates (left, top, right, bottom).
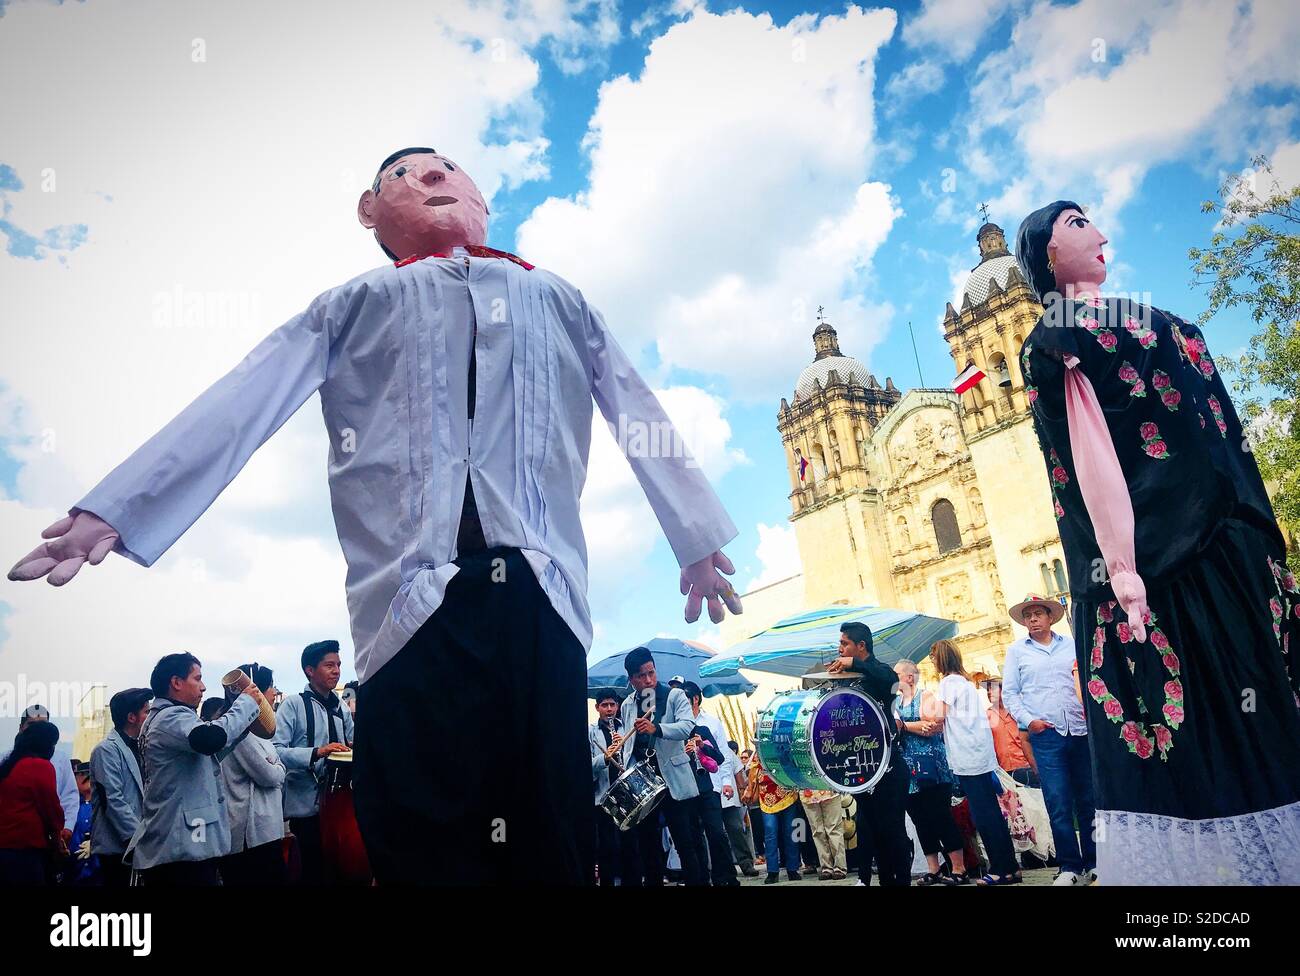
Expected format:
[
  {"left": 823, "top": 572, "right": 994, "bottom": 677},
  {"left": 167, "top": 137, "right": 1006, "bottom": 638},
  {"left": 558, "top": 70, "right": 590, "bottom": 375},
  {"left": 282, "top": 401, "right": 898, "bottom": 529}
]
[
  {"left": 796, "top": 355, "right": 873, "bottom": 399},
  {"left": 960, "top": 254, "right": 1020, "bottom": 307}
]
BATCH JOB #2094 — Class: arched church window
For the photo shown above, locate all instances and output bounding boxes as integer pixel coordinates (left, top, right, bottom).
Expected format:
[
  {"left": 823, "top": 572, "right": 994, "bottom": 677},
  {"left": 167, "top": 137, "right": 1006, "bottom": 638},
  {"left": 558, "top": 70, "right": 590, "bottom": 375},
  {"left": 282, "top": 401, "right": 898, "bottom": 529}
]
[
  {"left": 989, "top": 352, "right": 1011, "bottom": 390},
  {"left": 812, "top": 443, "right": 828, "bottom": 480},
  {"left": 1053, "top": 559, "right": 1067, "bottom": 595},
  {"left": 932, "top": 499, "right": 961, "bottom": 554},
  {"left": 1040, "top": 562, "right": 1054, "bottom": 595}
]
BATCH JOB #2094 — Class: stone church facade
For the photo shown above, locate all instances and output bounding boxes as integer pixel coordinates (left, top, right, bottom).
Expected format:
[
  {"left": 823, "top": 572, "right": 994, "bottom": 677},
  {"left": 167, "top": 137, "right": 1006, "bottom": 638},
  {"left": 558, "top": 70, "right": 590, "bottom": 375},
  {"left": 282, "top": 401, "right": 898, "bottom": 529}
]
[{"left": 719, "top": 222, "right": 1070, "bottom": 674}]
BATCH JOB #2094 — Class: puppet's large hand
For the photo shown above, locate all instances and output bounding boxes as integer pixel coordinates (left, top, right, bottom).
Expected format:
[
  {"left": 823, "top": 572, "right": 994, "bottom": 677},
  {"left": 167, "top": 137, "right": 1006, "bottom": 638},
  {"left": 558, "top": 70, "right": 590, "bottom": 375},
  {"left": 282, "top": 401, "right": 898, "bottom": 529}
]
[
  {"left": 680, "top": 550, "right": 743, "bottom": 624},
  {"left": 7, "top": 511, "right": 120, "bottom": 586},
  {"left": 1110, "top": 569, "right": 1149, "bottom": 644}
]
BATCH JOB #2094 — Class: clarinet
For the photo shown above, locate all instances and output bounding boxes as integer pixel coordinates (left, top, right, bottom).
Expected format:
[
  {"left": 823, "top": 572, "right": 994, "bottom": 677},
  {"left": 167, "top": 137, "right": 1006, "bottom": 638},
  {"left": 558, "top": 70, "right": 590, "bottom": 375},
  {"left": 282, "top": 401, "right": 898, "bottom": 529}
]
[{"left": 602, "top": 716, "right": 626, "bottom": 775}]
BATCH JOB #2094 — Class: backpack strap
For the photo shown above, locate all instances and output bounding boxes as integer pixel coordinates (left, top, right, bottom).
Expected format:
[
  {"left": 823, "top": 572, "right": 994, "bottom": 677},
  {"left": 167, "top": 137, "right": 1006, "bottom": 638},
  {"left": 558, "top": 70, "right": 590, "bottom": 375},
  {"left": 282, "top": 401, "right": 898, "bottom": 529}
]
[{"left": 301, "top": 692, "right": 315, "bottom": 753}]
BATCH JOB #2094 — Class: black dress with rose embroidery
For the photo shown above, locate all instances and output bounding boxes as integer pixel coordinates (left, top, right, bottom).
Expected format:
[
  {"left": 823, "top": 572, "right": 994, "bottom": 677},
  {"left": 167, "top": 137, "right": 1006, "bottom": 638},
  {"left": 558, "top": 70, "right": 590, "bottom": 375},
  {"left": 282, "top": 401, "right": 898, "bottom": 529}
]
[{"left": 1024, "top": 298, "right": 1300, "bottom": 884}]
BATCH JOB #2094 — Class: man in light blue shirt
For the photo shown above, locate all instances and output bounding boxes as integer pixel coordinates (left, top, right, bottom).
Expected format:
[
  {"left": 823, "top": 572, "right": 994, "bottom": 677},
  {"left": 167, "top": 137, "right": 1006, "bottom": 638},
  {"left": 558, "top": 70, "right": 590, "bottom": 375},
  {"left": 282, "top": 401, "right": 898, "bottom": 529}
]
[
  {"left": 273, "top": 641, "right": 353, "bottom": 885},
  {"left": 1002, "top": 595, "right": 1097, "bottom": 886}
]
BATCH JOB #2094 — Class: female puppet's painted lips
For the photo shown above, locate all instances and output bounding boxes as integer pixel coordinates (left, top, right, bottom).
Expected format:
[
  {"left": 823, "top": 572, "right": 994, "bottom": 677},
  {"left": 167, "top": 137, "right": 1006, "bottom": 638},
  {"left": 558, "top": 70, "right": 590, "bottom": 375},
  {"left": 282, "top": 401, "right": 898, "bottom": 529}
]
[{"left": 424, "top": 195, "right": 458, "bottom": 207}]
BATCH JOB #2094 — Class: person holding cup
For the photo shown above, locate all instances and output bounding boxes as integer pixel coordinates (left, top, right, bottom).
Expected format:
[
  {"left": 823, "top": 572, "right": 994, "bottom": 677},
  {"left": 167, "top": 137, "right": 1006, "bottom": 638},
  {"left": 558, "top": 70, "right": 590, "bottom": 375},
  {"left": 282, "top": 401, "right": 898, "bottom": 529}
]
[{"left": 219, "top": 664, "right": 287, "bottom": 885}]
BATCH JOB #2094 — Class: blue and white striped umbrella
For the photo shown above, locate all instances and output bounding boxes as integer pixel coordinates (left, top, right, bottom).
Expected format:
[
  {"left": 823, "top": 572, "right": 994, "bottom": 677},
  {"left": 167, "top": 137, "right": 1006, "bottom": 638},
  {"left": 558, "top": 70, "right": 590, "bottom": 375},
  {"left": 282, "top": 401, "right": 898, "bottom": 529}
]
[{"left": 698, "top": 605, "right": 958, "bottom": 679}]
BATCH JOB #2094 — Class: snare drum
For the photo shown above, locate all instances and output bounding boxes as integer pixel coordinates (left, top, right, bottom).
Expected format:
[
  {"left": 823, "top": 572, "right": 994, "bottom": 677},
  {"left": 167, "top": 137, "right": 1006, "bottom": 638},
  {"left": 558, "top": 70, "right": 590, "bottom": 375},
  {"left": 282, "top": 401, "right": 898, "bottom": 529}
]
[
  {"left": 756, "top": 687, "right": 891, "bottom": 794},
  {"left": 319, "top": 752, "right": 372, "bottom": 884},
  {"left": 599, "top": 757, "right": 668, "bottom": 831}
]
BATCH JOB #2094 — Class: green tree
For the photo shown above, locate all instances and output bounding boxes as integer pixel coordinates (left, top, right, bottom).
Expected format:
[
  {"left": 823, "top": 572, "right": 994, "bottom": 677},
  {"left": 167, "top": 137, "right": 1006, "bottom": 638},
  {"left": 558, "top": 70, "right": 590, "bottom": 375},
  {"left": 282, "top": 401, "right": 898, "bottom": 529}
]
[{"left": 1190, "top": 155, "right": 1300, "bottom": 536}]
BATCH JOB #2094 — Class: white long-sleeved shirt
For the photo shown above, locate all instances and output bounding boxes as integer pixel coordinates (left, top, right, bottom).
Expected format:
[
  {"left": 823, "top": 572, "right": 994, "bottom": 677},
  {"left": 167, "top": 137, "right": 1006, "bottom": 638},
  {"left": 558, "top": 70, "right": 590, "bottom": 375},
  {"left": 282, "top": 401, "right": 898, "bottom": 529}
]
[{"left": 77, "top": 247, "right": 737, "bottom": 681}]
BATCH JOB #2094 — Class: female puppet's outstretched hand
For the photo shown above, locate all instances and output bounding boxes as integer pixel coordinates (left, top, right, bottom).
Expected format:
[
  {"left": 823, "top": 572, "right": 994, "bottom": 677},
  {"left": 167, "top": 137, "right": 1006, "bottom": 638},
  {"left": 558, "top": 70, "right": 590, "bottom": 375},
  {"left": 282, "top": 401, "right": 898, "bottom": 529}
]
[
  {"left": 680, "top": 550, "right": 744, "bottom": 624},
  {"left": 7, "top": 511, "right": 119, "bottom": 586}
]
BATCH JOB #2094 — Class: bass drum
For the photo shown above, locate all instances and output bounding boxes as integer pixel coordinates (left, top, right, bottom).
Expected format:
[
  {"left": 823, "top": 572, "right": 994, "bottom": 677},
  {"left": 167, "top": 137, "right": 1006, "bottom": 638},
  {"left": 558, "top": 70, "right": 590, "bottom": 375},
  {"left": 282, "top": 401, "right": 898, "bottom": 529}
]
[
  {"left": 319, "top": 752, "right": 372, "bottom": 885},
  {"left": 756, "top": 687, "right": 891, "bottom": 794}
]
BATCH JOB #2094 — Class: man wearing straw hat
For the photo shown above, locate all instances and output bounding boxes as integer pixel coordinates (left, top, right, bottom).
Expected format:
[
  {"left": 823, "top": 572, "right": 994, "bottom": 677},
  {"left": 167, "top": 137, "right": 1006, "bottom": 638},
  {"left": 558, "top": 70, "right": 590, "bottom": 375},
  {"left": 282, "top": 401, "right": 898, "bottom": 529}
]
[{"left": 1002, "top": 595, "right": 1097, "bottom": 886}]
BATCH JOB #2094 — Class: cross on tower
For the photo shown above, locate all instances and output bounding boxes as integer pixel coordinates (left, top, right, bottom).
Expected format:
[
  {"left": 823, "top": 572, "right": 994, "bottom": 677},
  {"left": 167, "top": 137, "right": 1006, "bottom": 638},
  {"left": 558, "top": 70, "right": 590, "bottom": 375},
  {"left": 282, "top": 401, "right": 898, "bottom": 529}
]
[
  {"left": 978, "top": 201, "right": 991, "bottom": 223},
  {"left": 816, "top": 305, "right": 825, "bottom": 323}
]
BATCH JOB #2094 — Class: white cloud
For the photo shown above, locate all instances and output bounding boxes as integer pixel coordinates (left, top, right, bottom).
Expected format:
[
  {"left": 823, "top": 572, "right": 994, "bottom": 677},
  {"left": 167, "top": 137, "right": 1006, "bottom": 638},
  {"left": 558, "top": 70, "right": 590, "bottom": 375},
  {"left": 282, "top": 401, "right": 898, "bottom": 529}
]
[
  {"left": 0, "top": 497, "right": 352, "bottom": 698},
  {"left": 743, "top": 521, "right": 802, "bottom": 593},
  {"left": 630, "top": 0, "right": 700, "bottom": 38},
  {"left": 959, "top": 0, "right": 1300, "bottom": 235},
  {"left": 516, "top": 6, "right": 902, "bottom": 399},
  {"left": 948, "top": 261, "right": 973, "bottom": 318},
  {"left": 0, "top": 0, "right": 624, "bottom": 684},
  {"left": 1268, "top": 140, "right": 1300, "bottom": 191},
  {"left": 1214, "top": 139, "right": 1300, "bottom": 224},
  {"left": 902, "top": 0, "right": 1021, "bottom": 61},
  {"left": 583, "top": 384, "right": 747, "bottom": 596},
  {"left": 884, "top": 59, "right": 946, "bottom": 108}
]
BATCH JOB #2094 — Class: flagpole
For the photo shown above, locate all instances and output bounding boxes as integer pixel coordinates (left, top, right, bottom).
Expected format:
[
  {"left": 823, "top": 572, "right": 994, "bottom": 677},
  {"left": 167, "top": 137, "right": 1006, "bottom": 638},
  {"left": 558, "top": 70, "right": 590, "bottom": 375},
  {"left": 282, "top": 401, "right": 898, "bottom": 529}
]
[{"left": 908, "top": 320, "right": 926, "bottom": 387}]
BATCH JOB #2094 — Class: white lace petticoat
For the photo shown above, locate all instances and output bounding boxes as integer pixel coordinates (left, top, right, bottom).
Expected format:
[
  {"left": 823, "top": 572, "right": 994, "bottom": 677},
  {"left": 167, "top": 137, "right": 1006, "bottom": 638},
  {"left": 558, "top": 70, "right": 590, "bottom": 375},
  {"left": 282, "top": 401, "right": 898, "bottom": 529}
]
[{"left": 1096, "top": 800, "right": 1300, "bottom": 885}]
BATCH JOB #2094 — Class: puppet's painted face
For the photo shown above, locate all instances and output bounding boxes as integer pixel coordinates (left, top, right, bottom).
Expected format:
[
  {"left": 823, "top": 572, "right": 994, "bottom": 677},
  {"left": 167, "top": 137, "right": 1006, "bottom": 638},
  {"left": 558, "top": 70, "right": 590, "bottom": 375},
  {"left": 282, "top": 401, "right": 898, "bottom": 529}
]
[
  {"left": 1047, "top": 208, "right": 1108, "bottom": 293},
  {"left": 357, "top": 152, "right": 488, "bottom": 261}
]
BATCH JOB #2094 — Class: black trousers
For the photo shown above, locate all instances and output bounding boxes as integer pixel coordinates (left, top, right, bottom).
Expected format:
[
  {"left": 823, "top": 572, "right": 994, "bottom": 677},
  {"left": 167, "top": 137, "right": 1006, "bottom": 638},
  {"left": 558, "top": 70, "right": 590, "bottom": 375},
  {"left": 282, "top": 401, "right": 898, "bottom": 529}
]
[
  {"left": 632, "top": 795, "right": 707, "bottom": 885},
  {"left": 905, "top": 783, "right": 964, "bottom": 857},
  {"left": 747, "top": 804, "right": 765, "bottom": 855},
  {"left": 141, "top": 858, "right": 219, "bottom": 886},
  {"left": 354, "top": 547, "right": 592, "bottom": 885},
  {"left": 854, "top": 758, "right": 912, "bottom": 886},
  {"left": 220, "top": 840, "right": 286, "bottom": 886},
  {"left": 289, "top": 815, "right": 324, "bottom": 885},
  {"left": 690, "top": 789, "right": 738, "bottom": 885},
  {"left": 98, "top": 855, "right": 133, "bottom": 888},
  {"left": 594, "top": 805, "right": 637, "bottom": 886},
  {"left": 628, "top": 809, "right": 662, "bottom": 886},
  {"left": 0, "top": 848, "right": 50, "bottom": 886}
]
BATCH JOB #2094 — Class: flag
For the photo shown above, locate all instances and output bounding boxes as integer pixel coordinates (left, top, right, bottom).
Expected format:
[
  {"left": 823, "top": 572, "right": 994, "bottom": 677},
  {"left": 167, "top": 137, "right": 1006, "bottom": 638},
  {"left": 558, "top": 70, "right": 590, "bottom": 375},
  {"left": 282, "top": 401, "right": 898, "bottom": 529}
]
[
  {"left": 952, "top": 363, "right": 985, "bottom": 395},
  {"left": 798, "top": 455, "right": 809, "bottom": 481}
]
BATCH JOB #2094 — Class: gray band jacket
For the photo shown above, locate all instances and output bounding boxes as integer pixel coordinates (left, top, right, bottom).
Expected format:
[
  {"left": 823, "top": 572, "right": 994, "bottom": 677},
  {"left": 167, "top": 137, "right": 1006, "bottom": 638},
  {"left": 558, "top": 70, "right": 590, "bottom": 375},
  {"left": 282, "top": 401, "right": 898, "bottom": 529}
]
[{"left": 125, "top": 695, "right": 259, "bottom": 870}]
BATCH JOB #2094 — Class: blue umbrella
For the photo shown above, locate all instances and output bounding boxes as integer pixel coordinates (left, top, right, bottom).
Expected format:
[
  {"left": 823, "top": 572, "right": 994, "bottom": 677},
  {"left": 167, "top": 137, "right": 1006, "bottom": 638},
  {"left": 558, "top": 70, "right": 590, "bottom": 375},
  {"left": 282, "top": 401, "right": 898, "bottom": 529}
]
[
  {"left": 699, "top": 605, "right": 958, "bottom": 679},
  {"left": 587, "top": 637, "right": 758, "bottom": 699}
]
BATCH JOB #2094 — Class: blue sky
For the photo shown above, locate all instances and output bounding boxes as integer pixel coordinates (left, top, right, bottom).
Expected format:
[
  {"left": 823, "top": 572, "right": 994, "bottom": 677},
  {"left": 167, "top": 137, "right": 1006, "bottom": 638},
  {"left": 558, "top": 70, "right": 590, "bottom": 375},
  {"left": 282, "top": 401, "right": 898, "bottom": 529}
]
[
  {"left": 480, "top": 0, "right": 1299, "bottom": 661},
  {"left": 1, "top": 0, "right": 1297, "bottom": 704}
]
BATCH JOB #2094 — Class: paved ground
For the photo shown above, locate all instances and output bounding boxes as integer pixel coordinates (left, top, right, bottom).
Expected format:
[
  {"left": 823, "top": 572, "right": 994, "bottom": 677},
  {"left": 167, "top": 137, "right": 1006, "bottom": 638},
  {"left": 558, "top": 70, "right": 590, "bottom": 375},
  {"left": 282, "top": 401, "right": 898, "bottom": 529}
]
[{"left": 737, "top": 864, "right": 1060, "bottom": 886}]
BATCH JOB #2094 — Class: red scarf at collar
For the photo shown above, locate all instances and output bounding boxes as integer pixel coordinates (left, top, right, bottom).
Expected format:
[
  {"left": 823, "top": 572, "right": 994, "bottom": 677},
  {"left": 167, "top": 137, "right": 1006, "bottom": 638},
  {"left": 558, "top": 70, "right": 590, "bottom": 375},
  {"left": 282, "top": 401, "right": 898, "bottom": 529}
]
[{"left": 394, "top": 244, "right": 534, "bottom": 270}]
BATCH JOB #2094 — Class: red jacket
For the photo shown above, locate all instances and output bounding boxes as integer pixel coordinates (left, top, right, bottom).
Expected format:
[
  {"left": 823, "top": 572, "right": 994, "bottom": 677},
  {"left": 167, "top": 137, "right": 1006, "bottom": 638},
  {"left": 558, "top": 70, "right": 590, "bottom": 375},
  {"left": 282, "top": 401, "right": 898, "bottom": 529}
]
[{"left": 0, "top": 757, "right": 65, "bottom": 849}]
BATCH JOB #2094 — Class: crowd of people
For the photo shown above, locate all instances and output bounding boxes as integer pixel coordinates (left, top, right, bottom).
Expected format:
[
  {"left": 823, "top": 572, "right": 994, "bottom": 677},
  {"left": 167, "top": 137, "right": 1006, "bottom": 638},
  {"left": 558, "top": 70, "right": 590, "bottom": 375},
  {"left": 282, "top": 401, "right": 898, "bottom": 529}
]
[
  {"left": 590, "top": 595, "right": 1097, "bottom": 887},
  {"left": 0, "top": 591, "right": 1094, "bottom": 888},
  {"left": 0, "top": 641, "right": 359, "bottom": 886}
]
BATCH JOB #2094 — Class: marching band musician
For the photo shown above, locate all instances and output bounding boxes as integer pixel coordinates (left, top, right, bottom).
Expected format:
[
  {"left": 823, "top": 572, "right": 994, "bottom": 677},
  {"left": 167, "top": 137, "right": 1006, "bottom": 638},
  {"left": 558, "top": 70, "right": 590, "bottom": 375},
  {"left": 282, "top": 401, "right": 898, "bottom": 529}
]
[
  {"left": 126, "top": 653, "right": 263, "bottom": 886},
  {"left": 681, "top": 681, "right": 740, "bottom": 886},
  {"left": 219, "top": 664, "right": 287, "bottom": 886},
  {"left": 618, "top": 647, "right": 709, "bottom": 886},
  {"left": 827, "top": 621, "right": 912, "bottom": 887},
  {"left": 591, "top": 687, "right": 636, "bottom": 886},
  {"left": 273, "top": 640, "right": 354, "bottom": 885},
  {"left": 88, "top": 688, "right": 152, "bottom": 887}
]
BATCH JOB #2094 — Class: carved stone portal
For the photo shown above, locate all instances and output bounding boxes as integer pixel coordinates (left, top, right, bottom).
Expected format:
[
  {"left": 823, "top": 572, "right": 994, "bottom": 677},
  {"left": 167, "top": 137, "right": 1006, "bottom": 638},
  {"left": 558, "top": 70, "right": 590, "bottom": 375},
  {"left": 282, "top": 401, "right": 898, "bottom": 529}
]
[{"left": 938, "top": 572, "right": 974, "bottom": 621}]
